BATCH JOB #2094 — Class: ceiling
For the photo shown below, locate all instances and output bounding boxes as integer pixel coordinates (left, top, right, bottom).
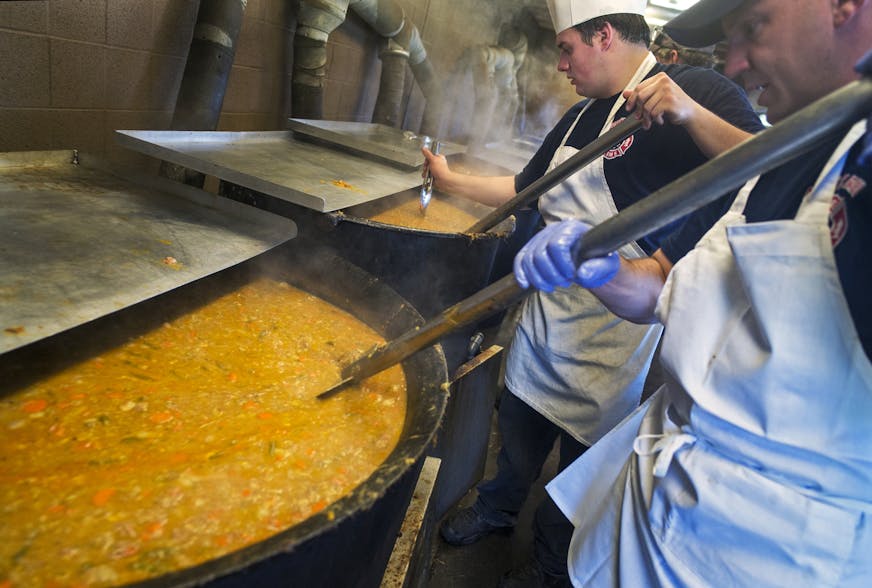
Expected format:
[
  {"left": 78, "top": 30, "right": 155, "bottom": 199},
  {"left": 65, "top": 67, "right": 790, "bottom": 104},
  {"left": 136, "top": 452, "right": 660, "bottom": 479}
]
[{"left": 525, "top": 0, "right": 699, "bottom": 30}]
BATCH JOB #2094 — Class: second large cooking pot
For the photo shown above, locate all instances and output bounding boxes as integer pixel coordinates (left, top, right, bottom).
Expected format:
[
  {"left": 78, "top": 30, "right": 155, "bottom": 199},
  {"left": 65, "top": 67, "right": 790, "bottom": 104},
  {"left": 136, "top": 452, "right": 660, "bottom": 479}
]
[{"left": 219, "top": 158, "right": 541, "bottom": 373}]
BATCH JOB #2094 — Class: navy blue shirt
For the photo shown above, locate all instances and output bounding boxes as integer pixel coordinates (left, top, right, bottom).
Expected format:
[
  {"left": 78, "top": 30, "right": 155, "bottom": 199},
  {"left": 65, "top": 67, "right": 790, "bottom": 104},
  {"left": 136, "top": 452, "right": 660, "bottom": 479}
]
[
  {"left": 662, "top": 134, "right": 872, "bottom": 359},
  {"left": 515, "top": 63, "right": 764, "bottom": 254}
]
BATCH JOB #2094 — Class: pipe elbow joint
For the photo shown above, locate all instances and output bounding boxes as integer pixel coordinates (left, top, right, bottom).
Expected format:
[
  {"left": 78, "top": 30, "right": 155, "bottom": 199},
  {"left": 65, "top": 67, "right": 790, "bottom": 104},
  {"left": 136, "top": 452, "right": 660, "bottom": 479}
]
[
  {"left": 296, "top": 0, "right": 350, "bottom": 41},
  {"left": 406, "top": 25, "right": 427, "bottom": 65},
  {"left": 350, "top": 0, "right": 405, "bottom": 38},
  {"left": 380, "top": 37, "right": 410, "bottom": 59}
]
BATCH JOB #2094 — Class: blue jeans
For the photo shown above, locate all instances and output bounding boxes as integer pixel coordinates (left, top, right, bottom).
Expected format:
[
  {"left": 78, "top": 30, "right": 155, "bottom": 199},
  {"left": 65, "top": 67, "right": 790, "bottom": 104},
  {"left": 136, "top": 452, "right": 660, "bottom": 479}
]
[{"left": 473, "top": 388, "right": 588, "bottom": 577}]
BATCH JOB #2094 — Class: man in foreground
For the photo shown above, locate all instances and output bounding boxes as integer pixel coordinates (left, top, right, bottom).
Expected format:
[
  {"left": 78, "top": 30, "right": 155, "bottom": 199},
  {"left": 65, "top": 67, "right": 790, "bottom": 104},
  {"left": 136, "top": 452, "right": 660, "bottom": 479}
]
[{"left": 513, "top": 0, "right": 872, "bottom": 585}]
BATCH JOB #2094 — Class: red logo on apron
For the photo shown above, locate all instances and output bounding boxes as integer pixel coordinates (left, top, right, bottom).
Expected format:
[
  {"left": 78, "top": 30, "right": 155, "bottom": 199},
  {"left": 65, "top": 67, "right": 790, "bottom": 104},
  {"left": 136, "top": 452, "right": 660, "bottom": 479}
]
[
  {"left": 837, "top": 173, "right": 866, "bottom": 199},
  {"left": 605, "top": 135, "right": 634, "bottom": 160}
]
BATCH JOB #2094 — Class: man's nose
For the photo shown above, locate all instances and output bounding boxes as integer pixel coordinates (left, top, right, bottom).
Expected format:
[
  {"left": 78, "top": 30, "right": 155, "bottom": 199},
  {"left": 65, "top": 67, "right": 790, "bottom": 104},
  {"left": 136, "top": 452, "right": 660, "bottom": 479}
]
[{"left": 723, "top": 48, "right": 750, "bottom": 80}]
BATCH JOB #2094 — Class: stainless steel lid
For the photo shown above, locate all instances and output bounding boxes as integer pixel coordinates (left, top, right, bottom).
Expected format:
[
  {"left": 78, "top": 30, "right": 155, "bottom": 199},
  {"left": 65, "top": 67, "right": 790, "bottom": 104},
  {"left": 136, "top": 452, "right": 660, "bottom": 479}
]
[{"left": 0, "top": 150, "right": 296, "bottom": 354}]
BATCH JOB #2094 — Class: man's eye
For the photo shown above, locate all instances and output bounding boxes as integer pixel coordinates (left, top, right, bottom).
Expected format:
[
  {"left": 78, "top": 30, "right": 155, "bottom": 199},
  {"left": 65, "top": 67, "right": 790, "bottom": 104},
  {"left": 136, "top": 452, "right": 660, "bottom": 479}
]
[{"left": 743, "top": 17, "right": 764, "bottom": 41}]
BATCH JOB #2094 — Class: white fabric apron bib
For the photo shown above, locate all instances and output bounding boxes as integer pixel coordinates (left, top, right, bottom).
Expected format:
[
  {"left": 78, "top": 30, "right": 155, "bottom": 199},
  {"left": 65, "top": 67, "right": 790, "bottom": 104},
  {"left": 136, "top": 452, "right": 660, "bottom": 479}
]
[
  {"left": 504, "top": 53, "right": 662, "bottom": 445},
  {"left": 548, "top": 121, "right": 872, "bottom": 587}
]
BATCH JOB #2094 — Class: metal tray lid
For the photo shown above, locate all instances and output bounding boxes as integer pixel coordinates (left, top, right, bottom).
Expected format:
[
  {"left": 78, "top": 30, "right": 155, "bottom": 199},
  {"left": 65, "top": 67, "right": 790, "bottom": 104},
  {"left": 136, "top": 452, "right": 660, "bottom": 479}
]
[
  {"left": 0, "top": 150, "right": 296, "bottom": 355},
  {"left": 116, "top": 129, "right": 460, "bottom": 213},
  {"left": 287, "top": 118, "right": 465, "bottom": 170}
]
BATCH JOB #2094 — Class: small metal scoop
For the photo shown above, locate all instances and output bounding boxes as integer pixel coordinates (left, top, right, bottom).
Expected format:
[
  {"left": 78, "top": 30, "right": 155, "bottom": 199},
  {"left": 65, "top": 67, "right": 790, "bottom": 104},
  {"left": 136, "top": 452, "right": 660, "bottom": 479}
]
[{"left": 420, "top": 137, "right": 441, "bottom": 214}]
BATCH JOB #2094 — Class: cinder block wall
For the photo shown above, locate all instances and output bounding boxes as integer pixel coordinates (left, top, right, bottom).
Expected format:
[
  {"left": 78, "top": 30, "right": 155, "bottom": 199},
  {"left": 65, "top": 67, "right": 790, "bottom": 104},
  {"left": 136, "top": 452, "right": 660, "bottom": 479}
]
[{"left": 0, "top": 0, "right": 575, "bottom": 170}]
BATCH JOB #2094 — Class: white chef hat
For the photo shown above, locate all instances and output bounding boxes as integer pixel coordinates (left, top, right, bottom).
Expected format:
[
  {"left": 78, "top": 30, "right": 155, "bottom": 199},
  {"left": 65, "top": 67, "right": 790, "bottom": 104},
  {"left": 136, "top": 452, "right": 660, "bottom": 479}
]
[{"left": 547, "top": 0, "right": 649, "bottom": 34}]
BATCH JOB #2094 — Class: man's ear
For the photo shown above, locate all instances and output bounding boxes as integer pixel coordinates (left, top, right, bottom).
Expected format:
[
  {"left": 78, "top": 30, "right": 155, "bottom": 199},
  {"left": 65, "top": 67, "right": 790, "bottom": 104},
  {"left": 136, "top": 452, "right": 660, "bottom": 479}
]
[
  {"left": 599, "top": 22, "right": 614, "bottom": 49},
  {"left": 833, "top": 0, "right": 862, "bottom": 27}
]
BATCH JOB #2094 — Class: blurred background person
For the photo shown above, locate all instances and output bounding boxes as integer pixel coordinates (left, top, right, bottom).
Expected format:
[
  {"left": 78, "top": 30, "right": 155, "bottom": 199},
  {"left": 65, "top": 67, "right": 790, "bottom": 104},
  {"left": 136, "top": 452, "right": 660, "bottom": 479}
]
[{"left": 650, "top": 28, "right": 715, "bottom": 68}]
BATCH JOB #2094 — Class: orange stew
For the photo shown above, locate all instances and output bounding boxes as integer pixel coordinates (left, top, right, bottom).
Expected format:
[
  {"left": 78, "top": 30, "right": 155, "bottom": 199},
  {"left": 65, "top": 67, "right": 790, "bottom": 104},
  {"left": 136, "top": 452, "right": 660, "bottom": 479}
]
[
  {"left": 0, "top": 278, "right": 406, "bottom": 587},
  {"left": 367, "top": 195, "right": 481, "bottom": 232}
]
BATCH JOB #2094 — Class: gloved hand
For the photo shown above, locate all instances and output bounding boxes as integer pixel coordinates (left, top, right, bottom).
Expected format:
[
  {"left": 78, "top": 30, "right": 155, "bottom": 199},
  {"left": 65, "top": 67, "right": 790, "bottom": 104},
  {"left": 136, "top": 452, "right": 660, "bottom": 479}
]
[{"left": 514, "top": 219, "right": 620, "bottom": 292}]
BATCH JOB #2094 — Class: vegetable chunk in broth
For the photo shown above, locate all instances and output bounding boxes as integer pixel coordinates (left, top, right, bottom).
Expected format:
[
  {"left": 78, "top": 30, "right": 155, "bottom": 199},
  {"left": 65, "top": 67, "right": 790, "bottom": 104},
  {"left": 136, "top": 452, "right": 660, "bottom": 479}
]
[{"left": 0, "top": 278, "right": 406, "bottom": 587}]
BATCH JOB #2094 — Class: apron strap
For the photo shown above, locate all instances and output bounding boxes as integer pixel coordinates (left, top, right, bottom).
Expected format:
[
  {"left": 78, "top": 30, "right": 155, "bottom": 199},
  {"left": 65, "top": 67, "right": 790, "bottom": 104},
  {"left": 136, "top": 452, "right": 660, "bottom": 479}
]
[
  {"left": 556, "top": 53, "right": 658, "bottom": 151},
  {"left": 633, "top": 432, "right": 697, "bottom": 478}
]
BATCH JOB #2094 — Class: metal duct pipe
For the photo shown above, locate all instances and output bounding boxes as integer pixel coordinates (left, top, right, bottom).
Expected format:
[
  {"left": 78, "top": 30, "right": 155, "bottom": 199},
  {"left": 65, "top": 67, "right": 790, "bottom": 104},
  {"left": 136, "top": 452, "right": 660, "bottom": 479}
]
[
  {"left": 348, "top": 0, "right": 416, "bottom": 129},
  {"left": 406, "top": 24, "right": 443, "bottom": 136},
  {"left": 365, "top": 0, "right": 408, "bottom": 129},
  {"left": 468, "top": 46, "right": 503, "bottom": 149},
  {"left": 292, "top": 0, "right": 351, "bottom": 119},
  {"left": 163, "top": 0, "right": 247, "bottom": 186},
  {"left": 484, "top": 44, "right": 523, "bottom": 147},
  {"left": 349, "top": 0, "right": 404, "bottom": 37},
  {"left": 499, "top": 25, "right": 528, "bottom": 137},
  {"left": 411, "top": 57, "right": 442, "bottom": 136},
  {"left": 446, "top": 39, "right": 525, "bottom": 151},
  {"left": 372, "top": 38, "right": 409, "bottom": 127},
  {"left": 292, "top": 0, "right": 442, "bottom": 132},
  {"left": 354, "top": 1, "right": 443, "bottom": 133}
]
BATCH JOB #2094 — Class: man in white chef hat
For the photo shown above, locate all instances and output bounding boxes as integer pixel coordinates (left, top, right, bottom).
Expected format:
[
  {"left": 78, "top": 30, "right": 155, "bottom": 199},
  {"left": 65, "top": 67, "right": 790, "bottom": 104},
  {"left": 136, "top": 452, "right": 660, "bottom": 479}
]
[
  {"left": 428, "top": 0, "right": 765, "bottom": 586},
  {"left": 513, "top": 0, "right": 872, "bottom": 586}
]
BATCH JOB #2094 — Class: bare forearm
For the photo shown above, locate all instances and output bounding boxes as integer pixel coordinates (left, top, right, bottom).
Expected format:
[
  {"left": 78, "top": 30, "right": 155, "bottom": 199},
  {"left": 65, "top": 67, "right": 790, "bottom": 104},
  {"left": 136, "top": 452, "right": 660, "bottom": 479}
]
[
  {"left": 590, "top": 251, "right": 672, "bottom": 323},
  {"left": 683, "top": 104, "right": 755, "bottom": 159},
  {"left": 436, "top": 173, "right": 517, "bottom": 207}
]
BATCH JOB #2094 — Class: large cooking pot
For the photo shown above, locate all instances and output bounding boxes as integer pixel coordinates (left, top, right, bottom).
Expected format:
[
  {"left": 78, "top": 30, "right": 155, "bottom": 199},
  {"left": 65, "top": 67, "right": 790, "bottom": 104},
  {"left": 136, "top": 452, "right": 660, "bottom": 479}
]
[
  {"left": 0, "top": 243, "right": 448, "bottom": 588},
  {"left": 218, "top": 157, "right": 541, "bottom": 522}
]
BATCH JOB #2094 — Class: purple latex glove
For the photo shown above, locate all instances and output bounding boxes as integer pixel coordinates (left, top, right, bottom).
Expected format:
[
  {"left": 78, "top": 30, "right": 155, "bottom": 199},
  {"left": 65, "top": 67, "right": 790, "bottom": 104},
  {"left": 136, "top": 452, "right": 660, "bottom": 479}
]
[{"left": 514, "top": 219, "right": 620, "bottom": 292}]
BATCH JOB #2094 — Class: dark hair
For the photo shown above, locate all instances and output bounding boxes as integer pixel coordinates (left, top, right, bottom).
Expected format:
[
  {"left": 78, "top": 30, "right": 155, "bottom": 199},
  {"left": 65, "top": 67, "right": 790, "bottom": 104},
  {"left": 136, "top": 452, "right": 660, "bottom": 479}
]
[
  {"left": 650, "top": 31, "right": 716, "bottom": 68},
  {"left": 574, "top": 14, "right": 651, "bottom": 47},
  {"left": 673, "top": 49, "right": 715, "bottom": 68}
]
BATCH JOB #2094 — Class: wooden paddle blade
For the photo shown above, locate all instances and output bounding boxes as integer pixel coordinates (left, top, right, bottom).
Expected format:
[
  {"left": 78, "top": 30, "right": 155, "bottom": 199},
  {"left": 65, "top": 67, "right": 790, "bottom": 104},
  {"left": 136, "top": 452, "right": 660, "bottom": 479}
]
[{"left": 316, "top": 275, "right": 527, "bottom": 399}]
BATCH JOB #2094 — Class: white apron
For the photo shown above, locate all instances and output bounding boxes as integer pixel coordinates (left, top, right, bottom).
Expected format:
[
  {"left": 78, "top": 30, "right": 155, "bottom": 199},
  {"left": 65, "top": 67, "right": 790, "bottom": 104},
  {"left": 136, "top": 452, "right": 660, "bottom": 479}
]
[
  {"left": 505, "top": 53, "right": 662, "bottom": 445},
  {"left": 548, "top": 121, "right": 872, "bottom": 587}
]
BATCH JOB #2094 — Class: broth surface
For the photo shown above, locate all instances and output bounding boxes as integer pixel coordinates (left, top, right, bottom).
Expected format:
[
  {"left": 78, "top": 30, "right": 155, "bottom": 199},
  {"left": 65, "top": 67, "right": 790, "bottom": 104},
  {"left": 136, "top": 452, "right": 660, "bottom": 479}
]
[
  {"left": 366, "top": 194, "right": 481, "bottom": 232},
  {"left": 0, "top": 278, "right": 406, "bottom": 587}
]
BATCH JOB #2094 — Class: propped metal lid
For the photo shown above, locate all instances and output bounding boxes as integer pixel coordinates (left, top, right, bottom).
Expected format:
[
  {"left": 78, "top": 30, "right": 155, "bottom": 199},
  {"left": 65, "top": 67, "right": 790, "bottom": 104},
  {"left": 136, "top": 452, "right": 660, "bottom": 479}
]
[
  {"left": 0, "top": 150, "right": 297, "bottom": 355},
  {"left": 116, "top": 129, "right": 453, "bottom": 212},
  {"left": 287, "top": 118, "right": 464, "bottom": 169}
]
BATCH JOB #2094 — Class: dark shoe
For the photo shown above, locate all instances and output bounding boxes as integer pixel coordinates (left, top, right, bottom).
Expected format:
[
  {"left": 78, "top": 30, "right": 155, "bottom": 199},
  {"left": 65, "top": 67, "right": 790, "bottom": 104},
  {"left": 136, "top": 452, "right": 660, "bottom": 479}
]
[
  {"left": 498, "top": 560, "right": 572, "bottom": 588},
  {"left": 439, "top": 505, "right": 512, "bottom": 546}
]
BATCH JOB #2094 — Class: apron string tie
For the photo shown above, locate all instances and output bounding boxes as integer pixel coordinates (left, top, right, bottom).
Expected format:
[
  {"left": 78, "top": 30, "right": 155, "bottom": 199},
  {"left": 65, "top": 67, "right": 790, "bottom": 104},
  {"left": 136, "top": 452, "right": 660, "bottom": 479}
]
[{"left": 633, "top": 432, "right": 697, "bottom": 478}]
